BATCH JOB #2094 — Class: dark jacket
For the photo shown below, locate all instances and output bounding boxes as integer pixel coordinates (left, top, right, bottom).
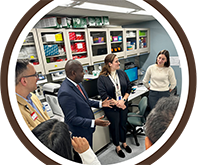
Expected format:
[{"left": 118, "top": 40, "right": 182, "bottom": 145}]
[
  {"left": 58, "top": 78, "right": 99, "bottom": 146},
  {"left": 97, "top": 69, "right": 132, "bottom": 111}
]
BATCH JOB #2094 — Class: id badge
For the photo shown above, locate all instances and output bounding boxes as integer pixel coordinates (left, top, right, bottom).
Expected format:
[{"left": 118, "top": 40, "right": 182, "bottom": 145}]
[
  {"left": 118, "top": 96, "right": 122, "bottom": 101},
  {"left": 42, "top": 105, "right": 46, "bottom": 112},
  {"left": 31, "top": 112, "right": 38, "bottom": 121}
]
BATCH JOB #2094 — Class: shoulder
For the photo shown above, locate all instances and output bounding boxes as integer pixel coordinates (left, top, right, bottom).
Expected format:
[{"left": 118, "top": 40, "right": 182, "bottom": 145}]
[
  {"left": 58, "top": 79, "right": 71, "bottom": 94},
  {"left": 168, "top": 66, "right": 173, "bottom": 70},
  {"left": 146, "top": 64, "right": 155, "bottom": 70},
  {"left": 149, "top": 64, "right": 156, "bottom": 69},
  {"left": 16, "top": 94, "right": 22, "bottom": 101},
  {"left": 118, "top": 69, "right": 124, "bottom": 73},
  {"left": 164, "top": 66, "right": 173, "bottom": 71},
  {"left": 62, "top": 78, "right": 69, "bottom": 84},
  {"left": 16, "top": 95, "right": 24, "bottom": 107},
  {"left": 98, "top": 74, "right": 108, "bottom": 80},
  {"left": 60, "top": 79, "right": 71, "bottom": 89},
  {"left": 146, "top": 64, "right": 156, "bottom": 72},
  {"left": 117, "top": 69, "right": 126, "bottom": 75},
  {"left": 166, "top": 66, "right": 175, "bottom": 73}
]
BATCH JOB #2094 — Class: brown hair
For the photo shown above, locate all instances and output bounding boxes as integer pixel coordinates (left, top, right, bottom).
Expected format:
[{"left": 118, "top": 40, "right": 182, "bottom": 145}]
[
  {"left": 100, "top": 54, "right": 116, "bottom": 76},
  {"left": 156, "top": 50, "right": 170, "bottom": 67}
]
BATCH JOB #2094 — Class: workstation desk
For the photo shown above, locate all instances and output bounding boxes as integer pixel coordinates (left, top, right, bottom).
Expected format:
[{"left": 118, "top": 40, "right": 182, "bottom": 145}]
[{"left": 92, "top": 85, "right": 149, "bottom": 153}]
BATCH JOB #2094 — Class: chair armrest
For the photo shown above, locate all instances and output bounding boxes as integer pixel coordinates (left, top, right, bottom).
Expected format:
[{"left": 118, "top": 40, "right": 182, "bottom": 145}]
[
  {"left": 129, "top": 104, "right": 139, "bottom": 107},
  {"left": 127, "top": 114, "right": 143, "bottom": 118}
]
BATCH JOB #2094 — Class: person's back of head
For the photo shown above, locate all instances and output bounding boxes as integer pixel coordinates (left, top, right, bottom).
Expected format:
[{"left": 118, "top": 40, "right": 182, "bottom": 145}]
[
  {"left": 32, "top": 119, "right": 72, "bottom": 160},
  {"left": 145, "top": 96, "right": 179, "bottom": 148}
]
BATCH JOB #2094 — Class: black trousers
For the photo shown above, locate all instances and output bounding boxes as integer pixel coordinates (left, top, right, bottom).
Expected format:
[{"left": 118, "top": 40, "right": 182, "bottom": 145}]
[
  {"left": 104, "top": 107, "right": 128, "bottom": 146},
  {"left": 148, "top": 90, "right": 170, "bottom": 110}
]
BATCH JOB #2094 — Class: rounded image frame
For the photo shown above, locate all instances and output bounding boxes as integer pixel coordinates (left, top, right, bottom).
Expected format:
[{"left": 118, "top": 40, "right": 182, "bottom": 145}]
[{"left": 0, "top": 0, "right": 196, "bottom": 165}]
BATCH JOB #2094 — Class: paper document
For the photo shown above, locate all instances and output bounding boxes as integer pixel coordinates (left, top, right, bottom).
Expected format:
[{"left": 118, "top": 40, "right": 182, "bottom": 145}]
[{"left": 170, "top": 56, "right": 180, "bottom": 66}]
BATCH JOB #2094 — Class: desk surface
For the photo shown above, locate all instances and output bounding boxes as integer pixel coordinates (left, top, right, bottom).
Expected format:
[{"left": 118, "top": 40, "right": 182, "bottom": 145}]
[{"left": 128, "top": 85, "right": 149, "bottom": 101}]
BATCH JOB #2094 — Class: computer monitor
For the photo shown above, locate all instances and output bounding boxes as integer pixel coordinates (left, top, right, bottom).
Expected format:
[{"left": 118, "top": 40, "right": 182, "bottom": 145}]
[
  {"left": 81, "top": 79, "right": 100, "bottom": 99},
  {"left": 124, "top": 67, "right": 138, "bottom": 84}
]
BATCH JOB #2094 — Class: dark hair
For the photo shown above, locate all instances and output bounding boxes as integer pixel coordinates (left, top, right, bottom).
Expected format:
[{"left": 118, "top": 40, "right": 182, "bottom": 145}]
[
  {"left": 32, "top": 119, "right": 72, "bottom": 160},
  {"left": 15, "top": 59, "right": 30, "bottom": 85},
  {"left": 65, "top": 59, "right": 82, "bottom": 77},
  {"left": 156, "top": 50, "right": 170, "bottom": 67},
  {"left": 145, "top": 96, "right": 179, "bottom": 144},
  {"left": 100, "top": 54, "right": 116, "bottom": 76}
]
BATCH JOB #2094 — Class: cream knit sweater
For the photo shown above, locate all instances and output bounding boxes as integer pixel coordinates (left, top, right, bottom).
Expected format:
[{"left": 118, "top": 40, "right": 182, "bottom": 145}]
[{"left": 143, "top": 64, "right": 177, "bottom": 91}]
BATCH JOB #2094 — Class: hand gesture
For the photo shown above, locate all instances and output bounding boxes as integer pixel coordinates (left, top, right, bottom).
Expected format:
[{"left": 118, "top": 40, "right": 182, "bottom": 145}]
[
  {"left": 116, "top": 100, "right": 126, "bottom": 110},
  {"left": 95, "top": 115, "right": 110, "bottom": 127},
  {"left": 102, "top": 97, "right": 115, "bottom": 108},
  {"left": 71, "top": 137, "right": 89, "bottom": 154},
  {"left": 111, "top": 98, "right": 118, "bottom": 105}
]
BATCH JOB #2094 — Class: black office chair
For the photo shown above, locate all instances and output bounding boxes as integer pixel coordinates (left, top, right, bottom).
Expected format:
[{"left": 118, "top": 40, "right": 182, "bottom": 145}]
[
  {"left": 126, "top": 96, "right": 148, "bottom": 146},
  {"left": 170, "top": 86, "right": 178, "bottom": 96}
]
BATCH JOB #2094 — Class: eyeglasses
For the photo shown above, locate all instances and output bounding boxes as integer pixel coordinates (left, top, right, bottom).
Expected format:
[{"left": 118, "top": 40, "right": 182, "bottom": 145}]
[{"left": 23, "top": 72, "right": 39, "bottom": 78}]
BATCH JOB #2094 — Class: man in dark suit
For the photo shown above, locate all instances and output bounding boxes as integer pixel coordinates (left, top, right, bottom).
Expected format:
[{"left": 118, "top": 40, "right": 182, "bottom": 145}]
[{"left": 58, "top": 59, "right": 113, "bottom": 163}]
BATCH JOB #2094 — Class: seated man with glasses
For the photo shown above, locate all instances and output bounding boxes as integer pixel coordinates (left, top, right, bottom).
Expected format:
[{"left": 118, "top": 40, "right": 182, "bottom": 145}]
[{"left": 15, "top": 59, "right": 50, "bottom": 130}]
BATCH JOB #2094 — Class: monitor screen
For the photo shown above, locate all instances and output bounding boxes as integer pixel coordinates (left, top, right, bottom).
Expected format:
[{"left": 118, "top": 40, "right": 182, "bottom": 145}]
[
  {"left": 124, "top": 67, "right": 138, "bottom": 83},
  {"left": 81, "top": 79, "right": 99, "bottom": 98}
]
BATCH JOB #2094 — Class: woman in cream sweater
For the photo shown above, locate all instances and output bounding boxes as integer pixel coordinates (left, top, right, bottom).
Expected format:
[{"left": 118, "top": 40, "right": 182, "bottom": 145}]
[{"left": 143, "top": 50, "right": 177, "bottom": 110}]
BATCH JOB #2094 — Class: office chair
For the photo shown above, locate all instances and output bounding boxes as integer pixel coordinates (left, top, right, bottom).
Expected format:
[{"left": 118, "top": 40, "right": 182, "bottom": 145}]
[
  {"left": 170, "top": 86, "right": 178, "bottom": 96},
  {"left": 127, "top": 96, "right": 148, "bottom": 146}
]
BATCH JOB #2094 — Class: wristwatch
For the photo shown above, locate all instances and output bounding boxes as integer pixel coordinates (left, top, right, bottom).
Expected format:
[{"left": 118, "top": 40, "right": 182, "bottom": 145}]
[{"left": 123, "top": 98, "right": 126, "bottom": 102}]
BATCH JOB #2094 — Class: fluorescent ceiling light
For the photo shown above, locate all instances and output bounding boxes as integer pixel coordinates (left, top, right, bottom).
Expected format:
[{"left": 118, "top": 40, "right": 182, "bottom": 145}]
[
  {"left": 131, "top": 10, "right": 151, "bottom": 15},
  {"left": 126, "top": 0, "right": 152, "bottom": 15},
  {"left": 59, "top": 0, "right": 151, "bottom": 15},
  {"left": 59, "top": 0, "right": 77, "bottom": 7},
  {"left": 72, "top": 2, "right": 135, "bottom": 14}
]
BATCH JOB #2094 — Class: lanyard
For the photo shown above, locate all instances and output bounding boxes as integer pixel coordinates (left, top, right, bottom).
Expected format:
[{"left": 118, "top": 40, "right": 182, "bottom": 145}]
[
  {"left": 25, "top": 105, "right": 31, "bottom": 112},
  {"left": 109, "top": 73, "right": 122, "bottom": 100},
  {"left": 109, "top": 73, "right": 120, "bottom": 90},
  {"left": 18, "top": 101, "right": 32, "bottom": 113},
  {"left": 18, "top": 101, "right": 38, "bottom": 121}
]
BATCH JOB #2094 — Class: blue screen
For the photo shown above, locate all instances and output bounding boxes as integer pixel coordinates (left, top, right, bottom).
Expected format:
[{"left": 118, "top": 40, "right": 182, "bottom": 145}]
[{"left": 124, "top": 67, "right": 138, "bottom": 82}]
